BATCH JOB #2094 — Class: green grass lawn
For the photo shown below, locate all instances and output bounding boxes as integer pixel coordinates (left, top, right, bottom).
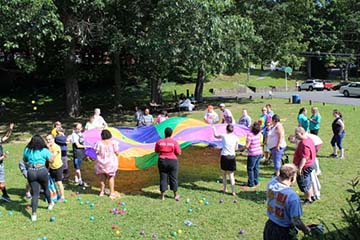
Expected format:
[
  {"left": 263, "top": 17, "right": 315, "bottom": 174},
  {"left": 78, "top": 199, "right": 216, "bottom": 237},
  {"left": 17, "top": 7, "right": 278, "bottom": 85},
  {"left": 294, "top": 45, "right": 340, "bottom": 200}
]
[{"left": 0, "top": 97, "right": 359, "bottom": 239}]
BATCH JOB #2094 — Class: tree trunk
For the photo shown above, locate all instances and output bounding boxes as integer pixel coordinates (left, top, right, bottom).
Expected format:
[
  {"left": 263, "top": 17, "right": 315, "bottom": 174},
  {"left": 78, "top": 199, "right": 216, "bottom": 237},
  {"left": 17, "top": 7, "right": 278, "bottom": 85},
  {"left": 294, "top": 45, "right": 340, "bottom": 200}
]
[
  {"left": 113, "top": 52, "right": 123, "bottom": 106},
  {"left": 150, "top": 77, "right": 162, "bottom": 104},
  {"left": 307, "top": 57, "right": 312, "bottom": 78},
  {"left": 194, "top": 64, "right": 205, "bottom": 102},
  {"left": 64, "top": 54, "right": 81, "bottom": 117}
]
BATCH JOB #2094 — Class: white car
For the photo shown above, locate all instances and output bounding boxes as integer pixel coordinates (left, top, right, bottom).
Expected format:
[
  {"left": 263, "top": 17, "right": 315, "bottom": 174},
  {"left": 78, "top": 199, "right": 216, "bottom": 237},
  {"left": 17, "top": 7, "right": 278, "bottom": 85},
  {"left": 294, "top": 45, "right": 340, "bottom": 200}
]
[
  {"left": 298, "top": 79, "right": 324, "bottom": 91},
  {"left": 339, "top": 82, "right": 360, "bottom": 97}
]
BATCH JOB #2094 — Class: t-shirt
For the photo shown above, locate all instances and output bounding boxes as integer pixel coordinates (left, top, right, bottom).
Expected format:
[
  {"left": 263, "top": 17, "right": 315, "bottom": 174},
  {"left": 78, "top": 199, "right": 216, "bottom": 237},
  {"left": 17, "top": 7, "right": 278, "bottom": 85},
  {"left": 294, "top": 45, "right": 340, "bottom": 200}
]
[
  {"left": 155, "top": 138, "right": 181, "bottom": 160},
  {"left": 297, "top": 114, "right": 309, "bottom": 131},
  {"left": 309, "top": 114, "right": 321, "bottom": 130},
  {"left": 72, "top": 131, "right": 85, "bottom": 159},
  {"left": 266, "top": 177, "right": 303, "bottom": 227},
  {"left": 221, "top": 109, "right": 234, "bottom": 124},
  {"left": 23, "top": 147, "right": 52, "bottom": 165},
  {"left": 141, "top": 114, "right": 154, "bottom": 126},
  {"left": 94, "top": 115, "right": 107, "bottom": 128},
  {"left": 220, "top": 134, "right": 238, "bottom": 156},
  {"left": 55, "top": 135, "right": 68, "bottom": 157},
  {"left": 258, "top": 114, "right": 271, "bottom": 129},
  {"left": 85, "top": 121, "right": 97, "bottom": 130},
  {"left": 204, "top": 111, "right": 219, "bottom": 124},
  {"left": 246, "top": 132, "right": 262, "bottom": 156},
  {"left": 238, "top": 115, "right": 251, "bottom": 128},
  {"left": 48, "top": 143, "right": 63, "bottom": 169},
  {"left": 293, "top": 137, "right": 316, "bottom": 169}
]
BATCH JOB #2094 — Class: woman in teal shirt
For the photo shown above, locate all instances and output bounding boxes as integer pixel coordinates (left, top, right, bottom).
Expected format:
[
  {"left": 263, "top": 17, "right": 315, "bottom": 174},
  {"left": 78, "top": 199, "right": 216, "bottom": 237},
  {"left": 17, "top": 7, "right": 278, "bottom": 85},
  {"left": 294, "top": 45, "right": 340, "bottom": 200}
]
[
  {"left": 309, "top": 107, "right": 321, "bottom": 135},
  {"left": 297, "top": 108, "right": 309, "bottom": 132},
  {"left": 23, "top": 135, "right": 54, "bottom": 221}
]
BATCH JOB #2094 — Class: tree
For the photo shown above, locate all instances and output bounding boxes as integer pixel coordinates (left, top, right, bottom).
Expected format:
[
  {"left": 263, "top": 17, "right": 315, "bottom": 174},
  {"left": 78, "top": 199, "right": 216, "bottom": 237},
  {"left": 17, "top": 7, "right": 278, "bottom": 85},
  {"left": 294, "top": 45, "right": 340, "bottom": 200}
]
[{"left": 147, "top": 0, "right": 256, "bottom": 101}]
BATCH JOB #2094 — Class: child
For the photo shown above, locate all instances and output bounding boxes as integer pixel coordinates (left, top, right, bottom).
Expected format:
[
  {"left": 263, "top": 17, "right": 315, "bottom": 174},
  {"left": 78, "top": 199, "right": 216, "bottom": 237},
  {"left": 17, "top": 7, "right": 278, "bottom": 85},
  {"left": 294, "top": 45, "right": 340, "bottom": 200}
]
[
  {"left": 95, "top": 129, "right": 119, "bottom": 199},
  {"left": 46, "top": 134, "right": 65, "bottom": 201},
  {"left": 72, "top": 123, "right": 87, "bottom": 186},
  {"left": 55, "top": 128, "right": 69, "bottom": 180},
  {"left": 0, "top": 123, "right": 14, "bottom": 202},
  {"left": 18, "top": 160, "right": 31, "bottom": 198}
]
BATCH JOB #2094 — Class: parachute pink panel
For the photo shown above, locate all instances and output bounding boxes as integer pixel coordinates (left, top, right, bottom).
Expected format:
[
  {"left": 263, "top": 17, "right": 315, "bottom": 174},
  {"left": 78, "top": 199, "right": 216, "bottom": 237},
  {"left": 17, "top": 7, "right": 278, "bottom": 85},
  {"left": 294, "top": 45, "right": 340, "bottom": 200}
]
[{"left": 84, "top": 117, "right": 249, "bottom": 170}]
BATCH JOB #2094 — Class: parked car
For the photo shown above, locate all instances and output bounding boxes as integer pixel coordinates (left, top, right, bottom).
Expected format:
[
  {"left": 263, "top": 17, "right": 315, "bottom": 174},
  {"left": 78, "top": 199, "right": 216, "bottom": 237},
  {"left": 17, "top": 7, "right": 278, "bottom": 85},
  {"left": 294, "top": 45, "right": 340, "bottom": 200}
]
[
  {"left": 332, "top": 81, "right": 350, "bottom": 90},
  {"left": 298, "top": 79, "right": 324, "bottom": 91},
  {"left": 323, "top": 80, "right": 334, "bottom": 90},
  {"left": 339, "top": 82, "right": 360, "bottom": 97}
]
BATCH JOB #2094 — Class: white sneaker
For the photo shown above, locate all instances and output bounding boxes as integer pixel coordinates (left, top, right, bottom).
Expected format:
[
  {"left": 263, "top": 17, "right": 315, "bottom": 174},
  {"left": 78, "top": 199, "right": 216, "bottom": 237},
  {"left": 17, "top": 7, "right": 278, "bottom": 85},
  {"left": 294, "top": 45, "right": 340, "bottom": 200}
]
[
  {"left": 31, "top": 214, "right": 37, "bottom": 222},
  {"left": 25, "top": 192, "right": 32, "bottom": 199},
  {"left": 74, "top": 176, "right": 79, "bottom": 183},
  {"left": 48, "top": 203, "right": 55, "bottom": 210}
]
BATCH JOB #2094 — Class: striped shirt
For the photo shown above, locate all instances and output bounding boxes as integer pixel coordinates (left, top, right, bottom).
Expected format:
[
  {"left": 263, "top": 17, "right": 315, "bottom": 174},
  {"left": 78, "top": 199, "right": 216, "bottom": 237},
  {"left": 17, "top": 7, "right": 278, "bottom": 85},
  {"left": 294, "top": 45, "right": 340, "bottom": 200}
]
[{"left": 246, "top": 132, "right": 262, "bottom": 156}]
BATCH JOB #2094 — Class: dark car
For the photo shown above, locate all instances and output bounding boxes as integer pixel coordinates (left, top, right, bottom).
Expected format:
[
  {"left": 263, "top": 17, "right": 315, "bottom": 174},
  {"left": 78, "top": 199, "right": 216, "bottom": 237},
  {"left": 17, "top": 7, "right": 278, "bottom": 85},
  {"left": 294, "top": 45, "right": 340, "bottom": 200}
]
[{"left": 332, "top": 81, "right": 351, "bottom": 91}]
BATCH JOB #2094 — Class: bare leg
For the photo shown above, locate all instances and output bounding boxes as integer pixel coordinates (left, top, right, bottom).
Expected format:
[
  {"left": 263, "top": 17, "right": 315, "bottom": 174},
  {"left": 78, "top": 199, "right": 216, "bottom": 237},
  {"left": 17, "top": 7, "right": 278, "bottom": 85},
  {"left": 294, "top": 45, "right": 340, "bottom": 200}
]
[
  {"left": 222, "top": 171, "right": 227, "bottom": 192},
  {"left": 109, "top": 176, "right": 115, "bottom": 195},
  {"left": 56, "top": 181, "right": 65, "bottom": 200},
  {"left": 229, "top": 171, "right": 236, "bottom": 195},
  {"left": 99, "top": 174, "right": 106, "bottom": 195}
]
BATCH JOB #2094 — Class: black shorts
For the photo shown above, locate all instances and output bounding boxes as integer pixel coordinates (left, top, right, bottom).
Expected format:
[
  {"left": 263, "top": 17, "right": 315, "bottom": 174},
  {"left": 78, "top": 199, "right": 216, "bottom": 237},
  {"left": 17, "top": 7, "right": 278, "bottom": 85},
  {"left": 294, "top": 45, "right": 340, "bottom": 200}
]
[
  {"left": 220, "top": 155, "right": 236, "bottom": 171},
  {"left": 263, "top": 219, "right": 298, "bottom": 240},
  {"left": 49, "top": 166, "right": 63, "bottom": 182}
]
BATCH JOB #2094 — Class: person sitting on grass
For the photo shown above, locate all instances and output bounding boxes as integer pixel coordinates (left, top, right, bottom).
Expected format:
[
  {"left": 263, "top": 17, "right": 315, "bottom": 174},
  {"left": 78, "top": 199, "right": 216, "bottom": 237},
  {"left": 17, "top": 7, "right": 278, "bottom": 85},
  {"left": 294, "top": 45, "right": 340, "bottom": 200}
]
[
  {"left": 0, "top": 122, "right": 14, "bottom": 202},
  {"left": 213, "top": 124, "right": 238, "bottom": 196},
  {"left": 155, "top": 127, "right": 181, "bottom": 200},
  {"left": 264, "top": 163, "right": 311, "bottom": 240},
  {"left": 95, "top": 129, "right": 120, "bottom": 199}
]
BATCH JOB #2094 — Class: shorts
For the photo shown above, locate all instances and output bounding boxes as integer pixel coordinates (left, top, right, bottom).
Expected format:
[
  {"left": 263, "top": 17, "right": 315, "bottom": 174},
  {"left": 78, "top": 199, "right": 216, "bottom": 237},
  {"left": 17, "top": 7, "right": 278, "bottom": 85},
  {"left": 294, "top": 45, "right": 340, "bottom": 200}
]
[
  {"left": 297, "top": 164, "right": 315, "bottom": 193},
  {"left": 263, "top": 219, "right": 298, "bottom": 240},
  {"left": 73, "top": 158, "right": 83, "bottom": 170},
  {"left": 0, "top": 163, "right": 5, "bottom": 182},
  {"left": 220, "top": 155, "right": 236, "bottom": 171},
  {"left": 49, "top": 166, "right": 64, "bottom": 182}
]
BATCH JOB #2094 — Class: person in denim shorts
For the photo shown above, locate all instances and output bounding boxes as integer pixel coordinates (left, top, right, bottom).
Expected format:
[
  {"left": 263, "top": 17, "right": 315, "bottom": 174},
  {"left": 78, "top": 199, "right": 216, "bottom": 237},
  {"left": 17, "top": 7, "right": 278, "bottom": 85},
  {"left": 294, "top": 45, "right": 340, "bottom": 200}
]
[{"left": 293, "top": 127, "right": 316, "bottom": 205}]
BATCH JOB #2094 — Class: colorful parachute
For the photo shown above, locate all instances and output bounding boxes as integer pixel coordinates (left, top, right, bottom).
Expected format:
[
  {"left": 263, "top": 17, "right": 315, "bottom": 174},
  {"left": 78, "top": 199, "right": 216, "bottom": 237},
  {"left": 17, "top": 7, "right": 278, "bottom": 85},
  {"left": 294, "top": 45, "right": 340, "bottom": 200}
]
[{"left": 84, "top": 117, "right": 250, "bottom": 171}]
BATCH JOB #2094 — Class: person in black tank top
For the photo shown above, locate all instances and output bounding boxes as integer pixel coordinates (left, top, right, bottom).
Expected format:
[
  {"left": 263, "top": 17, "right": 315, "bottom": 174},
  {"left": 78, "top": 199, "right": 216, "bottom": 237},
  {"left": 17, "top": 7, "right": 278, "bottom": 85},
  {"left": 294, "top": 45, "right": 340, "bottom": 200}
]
[{"left": 330, "top": 110, "right": 345, "bottom": 159}]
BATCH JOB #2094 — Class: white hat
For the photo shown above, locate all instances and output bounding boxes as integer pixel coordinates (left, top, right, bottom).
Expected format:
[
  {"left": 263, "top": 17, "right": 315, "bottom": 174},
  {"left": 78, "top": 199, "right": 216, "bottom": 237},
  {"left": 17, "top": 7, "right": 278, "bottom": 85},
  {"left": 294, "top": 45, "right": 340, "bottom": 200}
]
[{"left": 219, "top": 103, "right": 225, "bottom": 107}]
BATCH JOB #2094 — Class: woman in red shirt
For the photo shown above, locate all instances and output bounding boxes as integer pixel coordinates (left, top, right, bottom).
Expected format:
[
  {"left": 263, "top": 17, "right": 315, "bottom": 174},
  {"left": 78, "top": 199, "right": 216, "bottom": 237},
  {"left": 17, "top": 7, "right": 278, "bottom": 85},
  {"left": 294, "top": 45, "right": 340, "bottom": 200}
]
[{"left": 155, "top": 127, "right": 181, "bottom": 200}]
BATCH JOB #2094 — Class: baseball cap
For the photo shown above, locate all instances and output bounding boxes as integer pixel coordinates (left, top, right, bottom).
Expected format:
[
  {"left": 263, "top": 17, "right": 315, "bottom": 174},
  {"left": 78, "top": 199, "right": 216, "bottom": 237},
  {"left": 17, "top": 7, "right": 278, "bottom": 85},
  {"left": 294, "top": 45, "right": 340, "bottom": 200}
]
[{"left": 219, "top": 103, "right": 225, "bottom": 107}]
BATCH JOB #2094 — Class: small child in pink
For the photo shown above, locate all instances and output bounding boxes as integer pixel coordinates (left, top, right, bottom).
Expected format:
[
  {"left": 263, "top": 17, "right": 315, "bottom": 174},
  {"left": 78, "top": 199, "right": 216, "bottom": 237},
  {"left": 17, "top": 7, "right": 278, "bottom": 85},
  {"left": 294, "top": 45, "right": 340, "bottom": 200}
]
[{"left": 95, "top": 129, "right": 119, "bottom": 199}]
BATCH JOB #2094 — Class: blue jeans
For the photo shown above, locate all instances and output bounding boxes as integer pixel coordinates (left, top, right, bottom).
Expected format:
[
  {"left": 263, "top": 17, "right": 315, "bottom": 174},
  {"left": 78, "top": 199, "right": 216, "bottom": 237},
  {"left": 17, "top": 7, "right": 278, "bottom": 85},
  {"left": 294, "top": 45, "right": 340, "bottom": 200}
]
[
  {"left": 271, "top": 147, "right": 286, "bottom": 171},
  {"left": 331, "top": 131, "right": 345, "bottom": 149},
  {"left": 247, "top": 155, "right": 262, "bottom": 187}
]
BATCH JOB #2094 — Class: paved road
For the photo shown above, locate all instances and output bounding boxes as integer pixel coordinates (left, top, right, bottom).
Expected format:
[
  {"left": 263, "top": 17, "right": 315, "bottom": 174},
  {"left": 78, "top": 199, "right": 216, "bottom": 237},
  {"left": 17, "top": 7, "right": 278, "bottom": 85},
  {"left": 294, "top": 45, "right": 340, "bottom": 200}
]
[{"left": 240, "top": 90, "right": 360, "bottom": 106}]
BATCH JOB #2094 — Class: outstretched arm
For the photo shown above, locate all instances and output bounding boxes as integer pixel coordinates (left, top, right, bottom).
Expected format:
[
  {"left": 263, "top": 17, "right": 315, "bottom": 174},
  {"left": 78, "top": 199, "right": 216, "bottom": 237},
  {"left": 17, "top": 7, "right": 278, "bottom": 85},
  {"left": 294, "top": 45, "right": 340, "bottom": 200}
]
[{"left": 1, "top": 123, "right": 14, "bottom": 143}]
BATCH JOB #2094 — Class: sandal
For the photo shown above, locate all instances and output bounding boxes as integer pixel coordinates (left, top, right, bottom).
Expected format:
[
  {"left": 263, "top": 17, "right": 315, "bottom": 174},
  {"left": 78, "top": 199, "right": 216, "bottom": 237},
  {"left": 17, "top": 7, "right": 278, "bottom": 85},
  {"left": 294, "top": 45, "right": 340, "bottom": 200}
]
[
  {"left": 109, "top": 192, "right": 120, "bottom": 200},
  {"left": 99, "top": 191, "right": 105, "bottom": 197}
]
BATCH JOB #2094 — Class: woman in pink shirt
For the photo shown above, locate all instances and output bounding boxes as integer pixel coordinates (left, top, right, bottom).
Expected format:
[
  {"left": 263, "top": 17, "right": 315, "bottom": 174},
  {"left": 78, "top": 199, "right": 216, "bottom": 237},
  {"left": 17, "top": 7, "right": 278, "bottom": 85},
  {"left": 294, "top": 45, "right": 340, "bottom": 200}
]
[
  {"left": 245, "top": 122, "right": 263, "bottom": 187},
  {"left": 155, "top": 127, "right": 181, "bottom": 200},
  {"left": 95, "top": 129, "right": 119, "bottom": 199}
]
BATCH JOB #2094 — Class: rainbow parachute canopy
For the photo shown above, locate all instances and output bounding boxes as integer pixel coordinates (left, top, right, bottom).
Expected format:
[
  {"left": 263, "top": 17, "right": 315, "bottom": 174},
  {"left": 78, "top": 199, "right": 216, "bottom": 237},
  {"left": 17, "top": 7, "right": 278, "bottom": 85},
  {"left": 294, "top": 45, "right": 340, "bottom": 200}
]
[{"left": 84, "top": 117, "right": 249, "bottom": 170}]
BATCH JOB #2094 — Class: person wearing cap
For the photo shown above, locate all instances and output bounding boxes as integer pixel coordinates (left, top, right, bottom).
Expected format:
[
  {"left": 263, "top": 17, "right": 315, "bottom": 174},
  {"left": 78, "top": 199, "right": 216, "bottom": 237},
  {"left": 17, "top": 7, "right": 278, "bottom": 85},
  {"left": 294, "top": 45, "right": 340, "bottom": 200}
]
[
  {"left": 219, "top": 103, "right": 235, "bottom": 124},
  {"left": 204, "top": 105, "right": 219, "bottom": 124}
]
